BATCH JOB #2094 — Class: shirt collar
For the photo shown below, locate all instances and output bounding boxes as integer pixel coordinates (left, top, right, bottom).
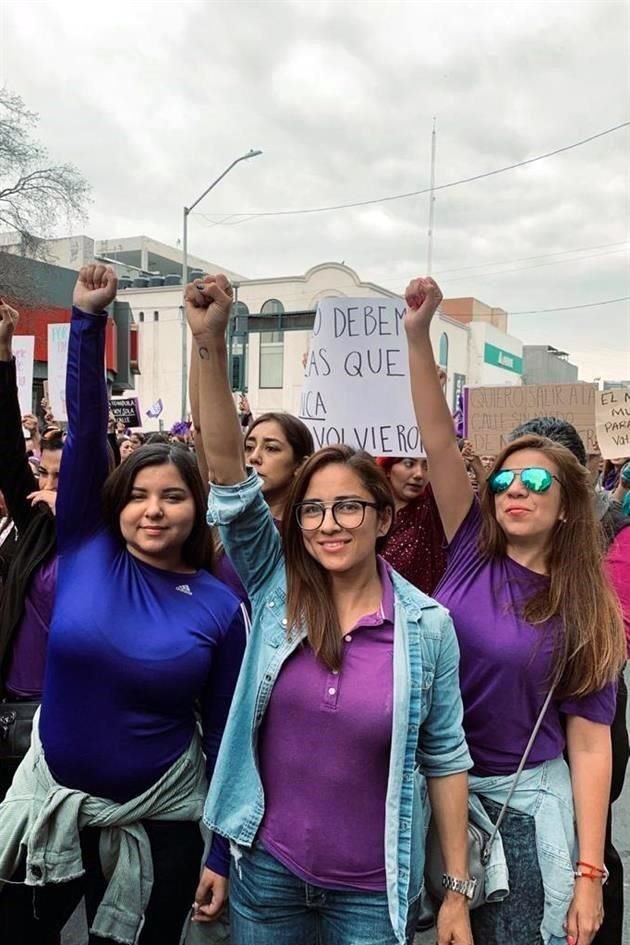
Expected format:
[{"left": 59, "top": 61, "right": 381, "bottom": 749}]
[{"left": 377, "top": 555, "right": 396, "bottom": 623}]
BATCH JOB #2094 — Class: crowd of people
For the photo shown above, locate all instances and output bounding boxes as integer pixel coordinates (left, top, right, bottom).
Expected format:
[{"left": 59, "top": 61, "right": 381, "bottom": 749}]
[{"left": 0, "top": 265, "right": 628, "bottom": 945}]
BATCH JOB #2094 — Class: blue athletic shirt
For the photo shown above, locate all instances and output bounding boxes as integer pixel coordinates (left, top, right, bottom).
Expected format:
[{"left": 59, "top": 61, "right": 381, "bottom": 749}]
[{"left": 39, "top": 307, "right": 246, "bottom": 875}]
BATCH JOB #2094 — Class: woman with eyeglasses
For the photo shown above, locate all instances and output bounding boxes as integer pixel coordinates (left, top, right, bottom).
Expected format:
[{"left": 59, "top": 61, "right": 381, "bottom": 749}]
[
  {"left": 403, "top": 277, "right": 626, "bottom": 945},
  {"left": 184, "top": 275, "right": 474, "bottom": 945}
]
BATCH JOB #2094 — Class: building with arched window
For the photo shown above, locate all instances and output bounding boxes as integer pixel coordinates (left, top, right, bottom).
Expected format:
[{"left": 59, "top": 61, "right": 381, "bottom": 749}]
[
  {"left": 112, "top": 261, "right": 524, "bottom": 426},
  {"left": 3, "top": 233, "right": 526, "bottom": 429}
]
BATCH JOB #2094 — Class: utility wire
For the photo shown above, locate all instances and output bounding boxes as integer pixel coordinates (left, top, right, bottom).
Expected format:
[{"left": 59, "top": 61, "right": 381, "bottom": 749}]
[
  {"left": 190, "top": 120, "right": 630, "bottom": 220},
  {"left": 509, "top": 296, "right": 630, "bottom": 315},
  {"left": 371, "top": 245, "right": 630, "bottom": 289},
  {"left": 432, "top": 240, "right": 629, "bottom": 276}
]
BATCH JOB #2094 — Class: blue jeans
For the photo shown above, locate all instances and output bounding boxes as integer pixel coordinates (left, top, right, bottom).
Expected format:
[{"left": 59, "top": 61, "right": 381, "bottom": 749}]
[{"left": 229, "top": 843, "right": 419, "bottom": 945}]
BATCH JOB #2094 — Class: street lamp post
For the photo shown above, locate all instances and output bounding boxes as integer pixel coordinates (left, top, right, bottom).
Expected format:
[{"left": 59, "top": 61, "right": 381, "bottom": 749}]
[{"left": 180, "top": 149, "right": 263, "bottom": 419}]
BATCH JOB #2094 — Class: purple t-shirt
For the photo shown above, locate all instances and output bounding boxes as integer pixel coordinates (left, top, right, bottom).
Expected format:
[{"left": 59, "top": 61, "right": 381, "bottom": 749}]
[
  {"left": 258, "top": 556, "right": 394, "bottom": 891},
  {"left": 5, "top": 555, "right": 58, "bottom": 699},
  {"left": 434, "top": 501, "right": 616, "bottom": 776}
]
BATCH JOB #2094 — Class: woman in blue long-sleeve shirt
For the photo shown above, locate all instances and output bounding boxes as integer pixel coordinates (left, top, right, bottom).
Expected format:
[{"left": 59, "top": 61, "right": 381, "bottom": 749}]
[{"left": 0, "top": 265, "right": 247, "bottom": 945}]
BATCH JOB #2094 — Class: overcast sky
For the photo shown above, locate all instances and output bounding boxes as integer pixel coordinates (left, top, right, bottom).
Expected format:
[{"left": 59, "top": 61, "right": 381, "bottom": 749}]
[{"left": 2, "top": 0, "right": 629, "bottom": 381}]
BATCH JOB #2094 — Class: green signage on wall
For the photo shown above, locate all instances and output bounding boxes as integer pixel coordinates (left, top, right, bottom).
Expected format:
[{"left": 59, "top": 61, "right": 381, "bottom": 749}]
[{"left": 484, "top": 343, "right": 523, "bottom": 374}]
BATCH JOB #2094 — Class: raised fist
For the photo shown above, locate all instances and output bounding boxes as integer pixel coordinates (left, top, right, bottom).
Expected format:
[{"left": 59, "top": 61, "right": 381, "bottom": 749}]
[
  {"left": 184, "top": 274, "right": 233, "bottom": 341},
  {"left": 0, "top": 299, "right": 19, "bottom": 351},
  {"left": 73, "top": 264, "right": 118, "bottom": 315},
  {"left": 403, "top": 277, "right": 443, "bottom": 338}
]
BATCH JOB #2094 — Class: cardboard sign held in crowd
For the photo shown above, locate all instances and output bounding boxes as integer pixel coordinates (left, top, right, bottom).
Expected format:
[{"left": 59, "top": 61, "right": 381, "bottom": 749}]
[
  {"left": 47, "top": 323, "right": 71, "bottom": 422},
  {"left": 299, "top": 297, "right": 423, "bottom": 456},
  {"left": 595, "top": 388, "right": 630, "bottom": 459},
  {"left": 464, "top": 382, "right": 597, "bottom": 455},
  {"left": 110, "top": 396, "right": 142, "bottom": 428},
  {"left": 12, "top": 335, "right": 35, "bottom": 416}
]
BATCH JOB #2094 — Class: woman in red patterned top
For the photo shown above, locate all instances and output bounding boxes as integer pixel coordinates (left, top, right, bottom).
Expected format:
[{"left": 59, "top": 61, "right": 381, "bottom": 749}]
[{"left": 375, "top": 457, "right": 446, "bottom": 595}]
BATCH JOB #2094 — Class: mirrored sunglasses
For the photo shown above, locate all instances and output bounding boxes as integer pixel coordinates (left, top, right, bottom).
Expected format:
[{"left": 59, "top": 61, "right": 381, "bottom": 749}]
[{"left": 488, "top": 466, "right": 560, "bottom": 495}]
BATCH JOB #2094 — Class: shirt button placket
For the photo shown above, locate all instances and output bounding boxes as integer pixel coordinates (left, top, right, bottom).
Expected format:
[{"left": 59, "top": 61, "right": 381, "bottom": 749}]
[{"left": 324, "top": 671, "right": 340, "bottom": 708}]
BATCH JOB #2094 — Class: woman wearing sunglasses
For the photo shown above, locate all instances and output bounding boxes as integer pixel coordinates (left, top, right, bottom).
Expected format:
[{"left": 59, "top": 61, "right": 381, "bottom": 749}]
[
  {"left": 403, "top": 276, "right": 626, "bottom": 945},
  {"left": 184, "top": 275, "right": 474, "bottom": 945}
]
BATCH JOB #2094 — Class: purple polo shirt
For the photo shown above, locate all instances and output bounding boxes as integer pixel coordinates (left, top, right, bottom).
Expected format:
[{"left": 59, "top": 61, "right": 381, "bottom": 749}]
[
  {"left": 257, "top": 556, "right": 395, "bottom": 891},
  {"left": 5, "top": 555, "right": 58, "bottom": 699},
  {"left": 434, "top": 501, "right": 616, "bottom": 776}
]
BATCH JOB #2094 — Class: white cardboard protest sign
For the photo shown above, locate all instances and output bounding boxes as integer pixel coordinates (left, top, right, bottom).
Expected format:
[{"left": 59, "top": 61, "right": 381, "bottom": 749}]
[
  {"left": 12, "top": 335, "right": 35, "bottom": 416},
  {"left": 595, "top": 388, "right": 630, "bottom": 458},
  {"left": 299, "top": 297, "right": 423, "bottom": 456},
  {"left": 47, "top": 323, "right": 71, "bottom": 422}
]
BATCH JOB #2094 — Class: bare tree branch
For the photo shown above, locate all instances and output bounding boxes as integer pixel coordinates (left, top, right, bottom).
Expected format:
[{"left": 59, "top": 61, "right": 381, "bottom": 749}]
[{"left": 0, "top": 86, "right": 91, "bottom": 257}]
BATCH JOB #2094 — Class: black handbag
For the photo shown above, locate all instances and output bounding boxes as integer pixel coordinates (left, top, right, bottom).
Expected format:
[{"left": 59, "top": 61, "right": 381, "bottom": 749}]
[{"left": 0, "top": 701, "right": 39, "bottom": 762}]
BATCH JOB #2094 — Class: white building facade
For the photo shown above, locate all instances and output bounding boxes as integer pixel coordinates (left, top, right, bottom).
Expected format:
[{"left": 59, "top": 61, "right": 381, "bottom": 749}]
[{"left": 117, "top": 262, "right": 523, "bottom": 430}]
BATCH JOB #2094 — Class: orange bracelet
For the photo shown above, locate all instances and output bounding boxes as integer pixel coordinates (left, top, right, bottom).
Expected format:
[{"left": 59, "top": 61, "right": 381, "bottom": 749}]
[
  {"left": 576, "top": 861, "right": 606, "bottom": 875},
  {"left": 575, "top": 861, "right": 609, "bottom": 883}
]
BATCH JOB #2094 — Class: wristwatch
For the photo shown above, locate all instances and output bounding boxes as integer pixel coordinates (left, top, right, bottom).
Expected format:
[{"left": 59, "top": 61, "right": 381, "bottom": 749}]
[{"left": 441, "top": 873, "right": 478, "bottom": 900}]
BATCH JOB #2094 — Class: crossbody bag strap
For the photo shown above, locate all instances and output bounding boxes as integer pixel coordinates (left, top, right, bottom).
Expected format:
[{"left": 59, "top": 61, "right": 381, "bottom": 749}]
[{"left": 481, "top": 687, "right": 555, "bottom": 863}]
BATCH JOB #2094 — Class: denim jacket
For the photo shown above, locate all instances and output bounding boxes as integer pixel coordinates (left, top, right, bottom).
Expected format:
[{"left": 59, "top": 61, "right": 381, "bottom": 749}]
[
  {"left": 468, "top": 756, "right": 577, "bottom": 945},
  {"left": 0, "top": 711, "right": 207, "bottom": 945},
  {"left": 206, "top": 471, "right": 472, "bottom": 945}
]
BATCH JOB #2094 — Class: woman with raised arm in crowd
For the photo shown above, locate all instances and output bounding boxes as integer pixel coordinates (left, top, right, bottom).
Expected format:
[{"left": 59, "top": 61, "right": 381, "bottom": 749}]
[
  {"left": 0, "top": 297, "right": 124, "bottom": 803},
  {"left": 189, "top": 356, "right": 313, "bottom": 604},
  {"left": 507, "top": 417, "right": 630, "bottom": 945},
  {"left": 403, "top": 276, "right": 626, "bottom": 945},
  {"left": 0, "top": 266, "right": 247, "bottom": 945},
  {"left": 0, "top": 300, "right": 65, "bottom": 799},
  {"left": 184, "top": 274, "right": 474, "bottom": 945}
]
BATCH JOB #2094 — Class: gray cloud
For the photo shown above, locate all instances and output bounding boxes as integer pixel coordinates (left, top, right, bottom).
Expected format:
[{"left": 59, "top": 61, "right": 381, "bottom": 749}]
[{"left": 2, "top": 0, "right": 629, "bottom": 377}]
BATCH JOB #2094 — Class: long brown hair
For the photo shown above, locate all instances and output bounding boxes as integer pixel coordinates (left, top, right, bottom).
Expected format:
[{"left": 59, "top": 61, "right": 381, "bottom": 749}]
[
  {"left": 479, "top": 435, "right": 625, "bottom": 698},
  {"left": 282, "top": 445, "right": 394, "bottom": 671}
]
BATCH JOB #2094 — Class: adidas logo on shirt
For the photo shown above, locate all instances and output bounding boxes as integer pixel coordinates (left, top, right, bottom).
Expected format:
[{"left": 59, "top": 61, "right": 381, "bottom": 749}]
[{"left": 175, "top": 584, "right": 192, "bottom": 595}]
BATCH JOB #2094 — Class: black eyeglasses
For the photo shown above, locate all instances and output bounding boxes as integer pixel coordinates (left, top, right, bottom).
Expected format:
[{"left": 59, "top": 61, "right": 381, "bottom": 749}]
[{"left": 295, "top": 499, "right": 380, "bottom": 531}]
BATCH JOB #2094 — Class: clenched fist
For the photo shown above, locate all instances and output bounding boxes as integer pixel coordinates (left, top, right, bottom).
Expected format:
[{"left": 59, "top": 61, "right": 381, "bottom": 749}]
[
  {"left": 73, "top": 265, "right": 118, "bottom": 315},
  {"left": 184, "top": 274, "right": 234, "bottom": 341},
  {"left": 0, "top": 299, "right": 19, "bottom": 358},
  {"left": 403, "top": 276, "right": 443, "bottom": 338}
]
